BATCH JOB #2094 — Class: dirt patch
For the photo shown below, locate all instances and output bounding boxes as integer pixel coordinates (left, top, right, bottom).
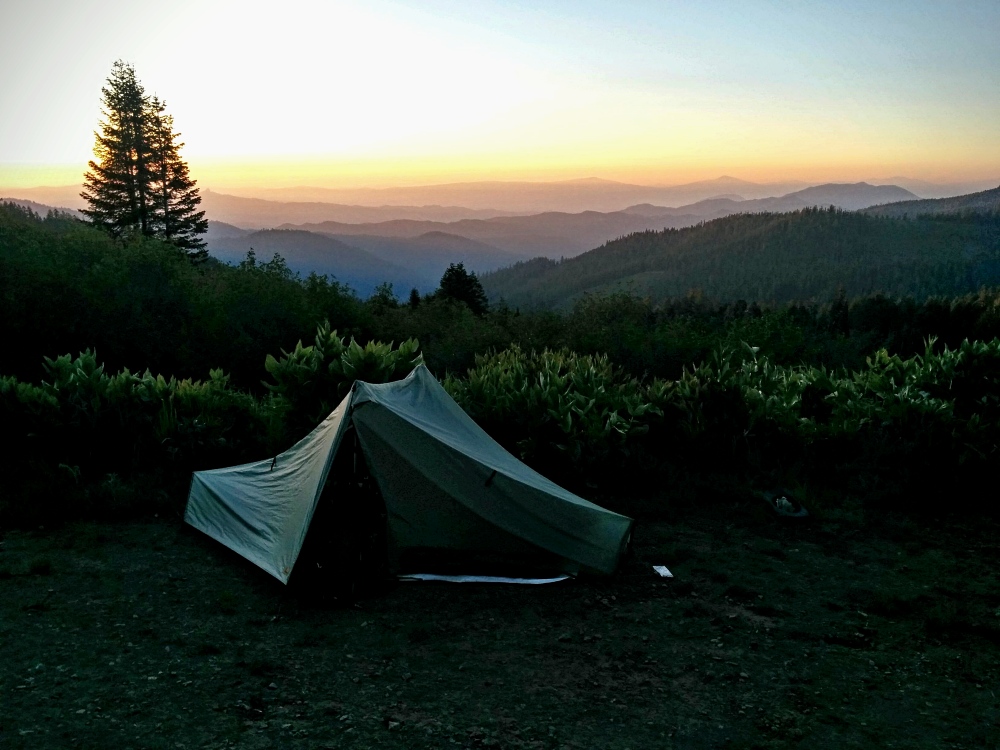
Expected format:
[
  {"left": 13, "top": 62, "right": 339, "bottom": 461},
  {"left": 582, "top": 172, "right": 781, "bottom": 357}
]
[{"left": 1, "top": 504, "right": 998, "bottom": 749}]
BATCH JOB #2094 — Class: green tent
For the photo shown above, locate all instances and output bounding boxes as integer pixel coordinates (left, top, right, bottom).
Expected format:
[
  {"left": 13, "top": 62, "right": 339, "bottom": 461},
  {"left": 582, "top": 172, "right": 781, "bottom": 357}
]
[{"left": 184, "top": 365, "right": 632, "bottom": 583}]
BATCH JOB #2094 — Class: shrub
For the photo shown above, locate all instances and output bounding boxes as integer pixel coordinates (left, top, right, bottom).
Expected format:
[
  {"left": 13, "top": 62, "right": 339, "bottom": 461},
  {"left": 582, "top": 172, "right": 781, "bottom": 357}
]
[
  {"left": 264, "top": 320, "right": 422, "bottom": 439},
  {"left": 445, "top": 346, "right": 658, "bottom": 487},
  {"left": 0, "top": 350, "right": 272, "bottom": 524}
]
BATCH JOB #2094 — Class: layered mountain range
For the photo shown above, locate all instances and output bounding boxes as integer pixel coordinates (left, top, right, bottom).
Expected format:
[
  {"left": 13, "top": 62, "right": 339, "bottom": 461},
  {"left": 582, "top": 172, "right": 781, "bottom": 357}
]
[
  {"left": 4, "top": 178, "right": 997, "bottom": 300},
  {"left": 481, "top": 186, "right": 1000, "bottom": 308}
]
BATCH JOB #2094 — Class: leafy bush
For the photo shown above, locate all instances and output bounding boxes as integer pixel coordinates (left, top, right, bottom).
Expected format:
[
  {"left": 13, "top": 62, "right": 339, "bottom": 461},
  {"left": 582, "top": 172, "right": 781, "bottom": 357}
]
[
  {"left": 445, "top": 346, "right": 657, "bottom": 485},
  {"left": 447, "top": 338, "right": 1000, "bottom": 512},
  {"left": 264, "top": 321, "right": 422, "bottom": 439},
  {"left": 0, "top": 351, "right": 273, "bottom": 524},
  {"left": 3, "top": 285, "right": 999, "bottom": 525}
]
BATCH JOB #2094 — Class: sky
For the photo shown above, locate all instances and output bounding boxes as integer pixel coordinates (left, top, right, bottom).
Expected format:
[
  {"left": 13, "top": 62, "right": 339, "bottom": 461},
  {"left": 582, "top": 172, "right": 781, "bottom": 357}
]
[{"left": 1, "top": 0, "right": 998, "bottom": 191}]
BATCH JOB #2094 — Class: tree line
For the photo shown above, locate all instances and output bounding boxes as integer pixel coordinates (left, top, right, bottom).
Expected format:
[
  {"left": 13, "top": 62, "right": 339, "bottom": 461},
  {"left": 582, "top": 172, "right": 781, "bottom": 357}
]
[{"left": 6, "top": 199, "right": 1000, "bottom": 391}]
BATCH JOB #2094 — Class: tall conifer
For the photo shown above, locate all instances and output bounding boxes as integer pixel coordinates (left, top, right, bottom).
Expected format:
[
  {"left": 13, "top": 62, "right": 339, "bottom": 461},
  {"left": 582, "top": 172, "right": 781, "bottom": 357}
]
[
  {"left": 81, "top": 61, "right": 151, "bottom": 239},
  {"left": 438, "top": 262, "right": 489, "bottom": 316},
  {"left": 81, "top": 61, "right": 207, "bottom": 260},
  {"left": 147, "top": 98, "right": 208, "bottom": 259}
]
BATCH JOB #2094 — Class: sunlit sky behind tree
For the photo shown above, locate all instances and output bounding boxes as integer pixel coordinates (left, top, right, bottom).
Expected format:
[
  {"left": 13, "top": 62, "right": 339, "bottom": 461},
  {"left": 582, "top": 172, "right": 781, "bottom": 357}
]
[{"left": 2, "top": 0, "right": 998, "bottom": 191}]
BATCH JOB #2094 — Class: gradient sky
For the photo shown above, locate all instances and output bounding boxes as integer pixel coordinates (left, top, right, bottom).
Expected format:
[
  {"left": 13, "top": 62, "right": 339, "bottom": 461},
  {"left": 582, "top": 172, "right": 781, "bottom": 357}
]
[{"left": 2, "top": 0, "right": 998, "bottom": 190}]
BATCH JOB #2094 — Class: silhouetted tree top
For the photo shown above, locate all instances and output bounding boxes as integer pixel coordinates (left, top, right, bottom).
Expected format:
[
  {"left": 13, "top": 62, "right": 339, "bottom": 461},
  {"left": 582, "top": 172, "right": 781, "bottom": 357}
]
[
  {"left": 81, "top": 60, "right": 206, "bottom": 261},
  {"left": 438, "top": 262, "right": 489, "bottom": 316}
]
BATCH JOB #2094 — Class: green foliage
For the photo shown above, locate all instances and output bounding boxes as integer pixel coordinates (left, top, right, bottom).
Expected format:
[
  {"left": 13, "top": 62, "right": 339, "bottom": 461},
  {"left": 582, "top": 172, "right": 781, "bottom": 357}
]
[
  {"left": 366, "top": 282, "right": 400, "bottom": 314},
  {"left": 5, "top": 198, "right": 1000, "bottom": 522},
  {"left": 447, "top": 338, "right": 1000, "bottom": 511},
  {"left": 445, "top": 347, "right": 656, "bottom": 481},
  {"left": 369, "top": 295, "right": 531, "bottom": 375},
  {"left": 264, "top": 320, "right": 422, "bottom": 439},
  {"left": 3, "top": 326, "right": 999, "bottom": 525},
  {"left": 0, "top": 350, "right": 272, "bottom": 525},
  {"left": 436, "top": 262, "right": 489, "bottom": 316},
  {"left": 0, "top": 205, "right": 367, "bottom": 390}
]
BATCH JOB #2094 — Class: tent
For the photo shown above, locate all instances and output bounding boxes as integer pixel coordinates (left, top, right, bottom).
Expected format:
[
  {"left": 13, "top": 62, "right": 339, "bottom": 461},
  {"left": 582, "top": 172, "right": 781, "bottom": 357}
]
[{"left": 184, "top": 365, "right": 633, "bottom": 584}]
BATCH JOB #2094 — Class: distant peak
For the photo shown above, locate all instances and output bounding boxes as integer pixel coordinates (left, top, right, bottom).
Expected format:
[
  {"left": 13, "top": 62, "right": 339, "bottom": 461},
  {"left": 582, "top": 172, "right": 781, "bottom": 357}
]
[
  {"left": 557, "top": 177, "right": 623, "bottom": 185},
  {"left": 700, "top": 175, "right": 758, "bottom": 187}
]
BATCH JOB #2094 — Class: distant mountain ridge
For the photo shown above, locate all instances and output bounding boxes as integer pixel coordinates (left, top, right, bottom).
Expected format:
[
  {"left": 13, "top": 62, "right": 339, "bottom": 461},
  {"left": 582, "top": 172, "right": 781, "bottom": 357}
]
[
  {"left": 9, "top": 183, "right": 998, "bottom": 305},
  {"left": 861, "top": 185, "right": 1000, "bottom": 218},
  {"left": 200, "top": 190, "right": 524, "bottom": 226},
  {"left": 198, "top": 176, "right": 988, "bottom": 213},
  {"left": 206, "top": 228, "right": 435, "bottom": 296},
  {"left": 4, "top": 175, "right": 994, "bottom": 220},
  {"left": 787, "top": 183, "right": 917, "bottom": 210},
  {"left": 622, "top": 183, "right": 917, "bottom": 219},
  {"left": 4, "top": 183, "right": 930, "bottom": 298},
  {"left": 326, "top": 231, "right": 529, "bottom": 277},
  {"left": 480, "top": 210, "right": 1000, "bottom": 309},
  {"left": 201, "top": 182, "right": 923, "bottom": 294},
  {"left": 245, "top": 176, "right": 812, "bottom": 213},
  {"left": 277, "top": 182, "right": 921, "bottom": 259},
  {"left": 204, "top": 222, "right": 521, "bottom": 292}
]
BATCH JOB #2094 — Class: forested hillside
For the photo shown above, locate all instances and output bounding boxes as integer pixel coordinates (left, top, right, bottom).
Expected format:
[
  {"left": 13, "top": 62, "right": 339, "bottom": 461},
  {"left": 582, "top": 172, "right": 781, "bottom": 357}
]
[
  {"left": 481, "top": 209, "right": 1000, "bottom": 308},
  {"left": 7, "top": 196, "right": 1000, "bottom": 524},
  {"left": 862, "top": 185, "right": 1000, "bottom": 218},
  {"left": 0, "top": 203, "right": 365, "bottom": 387}
]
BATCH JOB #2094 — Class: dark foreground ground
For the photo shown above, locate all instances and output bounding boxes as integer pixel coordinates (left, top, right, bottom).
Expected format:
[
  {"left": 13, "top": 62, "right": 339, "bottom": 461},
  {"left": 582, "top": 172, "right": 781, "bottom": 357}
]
[{"left": 1, "top": 499, "right": 998, "bottom": 750}]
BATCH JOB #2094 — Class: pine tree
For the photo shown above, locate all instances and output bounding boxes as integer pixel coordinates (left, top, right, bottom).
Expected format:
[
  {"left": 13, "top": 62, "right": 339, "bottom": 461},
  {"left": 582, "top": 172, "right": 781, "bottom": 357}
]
[
  {"left": 81, "top": 61, "right": 152, "bottom": 239},
  {"left": 438, "top": 262, "right": 489, "bottom": 316},
  {"left": 147, "top": 97, "right": 208, "bottom": 259},
  {"left": 81, "top": 61, "right": 207, "bottom": 260}
]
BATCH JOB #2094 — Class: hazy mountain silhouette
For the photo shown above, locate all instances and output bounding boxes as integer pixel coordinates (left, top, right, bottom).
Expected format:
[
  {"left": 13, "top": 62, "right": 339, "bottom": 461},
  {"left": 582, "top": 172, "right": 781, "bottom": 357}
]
[
  {"left": 249, "top": 176, "right": 812, "bottom": 213},
  {"left": 205, "top": 220, "right": 251, "bottom": 241},
  {"left": 326, "top": 231, "right": 529, "bottom": 277},
  {"left": 200, "top": 190, "right": 523, "bottom": 227},
  {"left": 864, "top": 176, "right": 1000, "bottom": 199},
  {"left": 788, "top": 183, "right": 916, "bottom": 210},
  {"left": 279, "top": 182, "right": 922, "bottom": 259},
  {"left": 4, "top": 176, "right": 992, "bottom": 220},
  {"left": 204, "top": 221, "right": 520, "bottom": 288},
  {"left": 206, "top": 228, "right": 435, "bottom": 295},
  {"left": 280, "top": 212, "right": 669, "bottom": 258}
]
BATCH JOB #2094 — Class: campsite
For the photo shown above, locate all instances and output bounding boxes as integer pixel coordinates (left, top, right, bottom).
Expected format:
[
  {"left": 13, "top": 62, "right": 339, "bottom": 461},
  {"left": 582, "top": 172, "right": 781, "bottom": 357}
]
[
  {"left": 3, "top": 498, "right": 998, "bottom": 749},
  {"left": 3, "top": 211, "right": 1000, "bottom": 748},
  {"left": 2, "top": 361, "right": 999, "bottom": 747},
  {"left": 4, "top": 5, "right": 1000, "bottom": 744}
]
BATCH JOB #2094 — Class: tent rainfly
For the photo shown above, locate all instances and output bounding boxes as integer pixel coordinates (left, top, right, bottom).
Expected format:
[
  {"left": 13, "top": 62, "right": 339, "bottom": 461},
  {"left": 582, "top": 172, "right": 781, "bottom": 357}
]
[{"left": 184, "top": 365, "right": 633, "bottom": 583}]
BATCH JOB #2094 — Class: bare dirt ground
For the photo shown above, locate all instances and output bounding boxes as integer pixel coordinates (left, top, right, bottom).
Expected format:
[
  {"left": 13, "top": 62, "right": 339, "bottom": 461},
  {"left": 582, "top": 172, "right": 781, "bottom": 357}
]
[{"left": 1, "top": 500, "right": 998, "bottom": 750}]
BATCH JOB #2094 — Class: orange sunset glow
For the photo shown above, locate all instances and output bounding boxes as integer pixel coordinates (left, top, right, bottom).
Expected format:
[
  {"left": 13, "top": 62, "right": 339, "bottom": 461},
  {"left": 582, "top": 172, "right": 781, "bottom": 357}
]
[{"left": 2, "top": 0, "right": 998, "bottom": 198}]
